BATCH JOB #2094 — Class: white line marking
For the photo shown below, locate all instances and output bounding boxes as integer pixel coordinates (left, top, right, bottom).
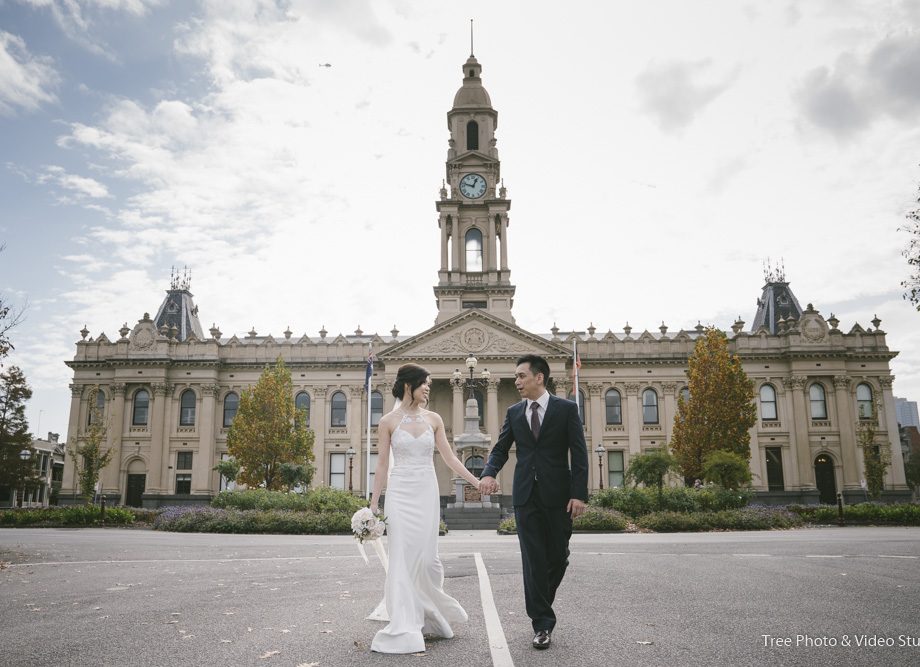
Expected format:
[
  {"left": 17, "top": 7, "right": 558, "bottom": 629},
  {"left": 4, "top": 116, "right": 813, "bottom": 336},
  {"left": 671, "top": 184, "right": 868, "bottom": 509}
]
[
  {"left": 732, "top": 554, "right": 772, "bottom": 557},
  {"left": 805, "top": 555, "right": 845, "bottom": 558},
  {"left": 3, "top": 555, "right": 361, "bottom": 567},
  {"left": 878, "top": 555, "right": 918, "bottom": 559},
  {"left": 474, "top": 552, "right": 514, "bottom": 667}
]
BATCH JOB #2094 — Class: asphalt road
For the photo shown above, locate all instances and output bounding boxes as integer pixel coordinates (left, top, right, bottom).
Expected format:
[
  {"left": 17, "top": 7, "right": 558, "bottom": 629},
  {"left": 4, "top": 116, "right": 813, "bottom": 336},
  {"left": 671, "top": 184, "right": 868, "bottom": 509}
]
[{"left": 1, "top": 526, "right": 919, "bottom": 667}]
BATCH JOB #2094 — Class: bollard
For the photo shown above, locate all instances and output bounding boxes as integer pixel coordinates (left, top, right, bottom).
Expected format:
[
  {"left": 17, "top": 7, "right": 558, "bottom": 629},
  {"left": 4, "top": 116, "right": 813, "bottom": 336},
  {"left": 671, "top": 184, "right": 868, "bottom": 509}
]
[
  {"left": 100, "top": 494, "right": 106, "bottom": 524},
  {"left": 836, "top": 492, "right": 844, "bottom": 526}
]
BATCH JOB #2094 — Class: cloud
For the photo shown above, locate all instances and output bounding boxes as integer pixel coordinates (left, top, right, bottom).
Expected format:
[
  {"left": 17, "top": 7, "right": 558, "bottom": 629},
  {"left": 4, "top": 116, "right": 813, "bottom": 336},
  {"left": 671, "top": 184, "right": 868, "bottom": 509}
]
[
  {"left": 635, "top": 59, "right": 737, "bottom": 132},
  {"left": 796, "top": 32, "right": 920, "bottom": 138},
  {"left": 39, "top": 165, "right": 111, "bottom": 199},
  {"left": 0, "top": 31, "right": 59, "bottom": 115}
]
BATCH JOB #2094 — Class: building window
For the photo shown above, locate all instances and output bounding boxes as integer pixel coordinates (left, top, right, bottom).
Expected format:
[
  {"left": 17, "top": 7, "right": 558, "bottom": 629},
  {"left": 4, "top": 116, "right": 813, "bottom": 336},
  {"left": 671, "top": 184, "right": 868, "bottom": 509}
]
[
  {"left": 175, "top": 474, "right": 191, "bottom": 495},
  {"left": 605, "top": 389, "right": 622, "bottom": 425},
  {"left": 608, "top": 450, "right": 625, "bottom": 488},
  {"left": 179, "top": 389, "right": 196, "bottom": 426},
  {"left": 176, "top": 451, "right": 193, "bottom": 470},
  {"left": 765, "top": 447, "right": 784, "bottom": 491},
  {"left": 760, "top": 384, "right": 777, "bottom": 421},
  {"left": 809, "top": 383, "right": 827, "bottom": 420},
  {"left": 371, "top": 391, "right": 383, "bottom": 426},
  {"left": 329, "top": 452, "right": 345, "bottom": 490},
  {"left": 567, "top": 389, "right": 586, "bottom": 424},
  {"left": 295, "top": 391, "right": 311, "bottom": 426},
  {"left": 642, "top": 389, "right": 659, "bottom": 424},
  {"left": 132, "top": 389, "right": 149, "bottom": 426},
  {"left": 857, "top": 383, "right": 874, "bottom": 419},
  {"left": 465, "top": 454, "right": 485, "bottom": 478},
  {"left": 88, "top": 389, "right": 105, "bottom": 425},
  {"left": 465, "top": 228, "right": 483, "bottom": 272},
  {"left": 223, "top": 392, "right": 239, "bottom": 427},
  {"left": 466, "top": 120, "right": 479, "bottom": 150},
  {"left": 330, "top": 391, "right": 347, "bottom": 427}
]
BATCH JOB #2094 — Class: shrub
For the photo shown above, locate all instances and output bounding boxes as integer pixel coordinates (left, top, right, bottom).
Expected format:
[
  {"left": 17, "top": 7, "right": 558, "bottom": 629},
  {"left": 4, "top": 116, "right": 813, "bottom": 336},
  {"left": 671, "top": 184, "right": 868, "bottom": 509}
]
[
  {"left": 636, "top": 507, "right": 803, "bottom": 532},
  {"left": 788, "top": 502, "right": 920, "bottom": 526},
  {"left": 211, "top": 487, "right": 366, "bottom": 515},
  {"left": 0, "top": 506, "right": 134, "bottom": 526},
  {"left": 498, "top": 516, "right": 517, "bottom": 534},
  {"left": 589, "top": 486, "right": 752, "bottom": 517},
  {"left": 573, "top": 507, "right": 628, "bottom": 532},
  {"left": 153, "top": 505, "right": 352, "bottom": 534}
]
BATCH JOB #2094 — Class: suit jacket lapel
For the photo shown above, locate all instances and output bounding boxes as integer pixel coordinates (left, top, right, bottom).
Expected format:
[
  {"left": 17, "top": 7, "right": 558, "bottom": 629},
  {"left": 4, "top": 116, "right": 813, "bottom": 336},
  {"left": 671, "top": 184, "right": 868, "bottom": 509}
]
[{"left": 541, "top": 395, "right": 560, "bottom": 435}]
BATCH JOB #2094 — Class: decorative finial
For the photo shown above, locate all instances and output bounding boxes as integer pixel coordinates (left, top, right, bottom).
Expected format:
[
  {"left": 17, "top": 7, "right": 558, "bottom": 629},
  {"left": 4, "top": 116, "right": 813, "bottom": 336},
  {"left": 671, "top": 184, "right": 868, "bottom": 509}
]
[
  {"left": 391, "top": 325, "right": 399, "bottom": 340},
  {"left": 624, "top": 322, "right": 632, "bottom": 336},
  {"left": 283, "top": 326, "right": 292, "bottom": 340},
  {"left": 209, "top": 323, "right": 222, "bottom": 339},
  {"left": 319, "top": 325, "right": 327, "bottom": 340},
  {"left": 470, "top": 18, "right": 474, "bottom": 57},
  {"left": 660, "top": 321, "right": 668, "bottom": 335},
  {"left": 80, "top": 324, "right": 89, "bottom": 340}
]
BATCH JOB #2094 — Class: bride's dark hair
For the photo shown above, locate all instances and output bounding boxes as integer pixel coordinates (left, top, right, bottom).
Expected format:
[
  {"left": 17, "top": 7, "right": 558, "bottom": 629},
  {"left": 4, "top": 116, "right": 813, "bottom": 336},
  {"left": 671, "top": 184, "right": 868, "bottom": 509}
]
[{"left": 393, "top": 363, "right": 430, "bottom": 402}]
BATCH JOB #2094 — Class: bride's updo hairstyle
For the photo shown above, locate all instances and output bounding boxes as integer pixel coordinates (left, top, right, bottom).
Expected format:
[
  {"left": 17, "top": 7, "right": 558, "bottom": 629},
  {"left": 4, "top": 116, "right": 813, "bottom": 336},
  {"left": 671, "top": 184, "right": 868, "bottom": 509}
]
[{"left": 393, "top": 363, "right": 430, "bottom": 403}]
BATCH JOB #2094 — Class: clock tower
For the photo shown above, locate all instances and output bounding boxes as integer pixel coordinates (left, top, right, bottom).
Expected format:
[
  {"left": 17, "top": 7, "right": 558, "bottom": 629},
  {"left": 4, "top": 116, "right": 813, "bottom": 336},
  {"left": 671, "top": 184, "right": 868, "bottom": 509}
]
[{"left": 434, "top": 52, "right": 515, "bottom": 324}]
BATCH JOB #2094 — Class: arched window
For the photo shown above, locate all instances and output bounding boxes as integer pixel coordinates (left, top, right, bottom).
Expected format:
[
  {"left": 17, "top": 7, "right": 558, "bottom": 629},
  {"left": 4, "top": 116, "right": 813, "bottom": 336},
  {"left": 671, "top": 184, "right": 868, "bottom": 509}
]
[
  {"left": 179, "top": 389, "right": 196, "bottom": 426},
  {"left": 856, "top": 383, "right": 874, "bottom": 420},
  {"left": 371, "top": 391, "right": 383, "bottom": 427},
  {"left": 642, "top": 389, "right": 659, "bottom": 424},
  {"left": 295, "top": 391, "right": 310, "bottom": 426},
  {"left": 465, "top": 454, "right": 484, "bottom": 478},
  {"left": 760, "top": 384, "right": 777, "bottom": 421},
  {"left": 567, "top": 389, "right": 586, "bottom": 424},
  {"left": 88, "top": 389, "right": 105, "bottom": 425},
  {"left": 331, "top": 391, "right": 347, "bottom": 427},
  {"left": 466, "top": 120, "right": 479, "bottom": 150},
  {"left": 465, "top": 228, "right": 483, "bottom": 272},
  {"left": 809, "top": 383, "right": 827, "bottom": 420},
  {"left": 132, "top": 389, "right": 149, "bottom": 426},
  {"left": 223, "top": 392, "right": 239, "bottom": 428},
  {"left": 605, "top": 389, "right": 622, "bottom": 425}
]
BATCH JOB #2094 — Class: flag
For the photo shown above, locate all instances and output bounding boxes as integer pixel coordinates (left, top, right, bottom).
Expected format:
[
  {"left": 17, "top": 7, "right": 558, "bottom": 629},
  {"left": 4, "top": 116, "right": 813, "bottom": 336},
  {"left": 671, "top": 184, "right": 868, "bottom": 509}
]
[{"left": 365, "top": 351, "right": 376, "bottom": 389}]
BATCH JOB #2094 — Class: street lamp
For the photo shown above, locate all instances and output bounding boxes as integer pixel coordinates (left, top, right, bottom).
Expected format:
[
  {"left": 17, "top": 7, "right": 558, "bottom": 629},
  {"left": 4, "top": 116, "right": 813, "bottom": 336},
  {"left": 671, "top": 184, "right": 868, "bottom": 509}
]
[
  {"left": 19, "top": 449, "right": 32, "bottom": 507},
  {"left": 456, "top": 354, "right": 490, "bottom": 401},
  {"left": 346, "top": 446, "right": 356, "bottom": 493},
  {"left": 595, "top": 444, "right": 606, "bottom": 491}
]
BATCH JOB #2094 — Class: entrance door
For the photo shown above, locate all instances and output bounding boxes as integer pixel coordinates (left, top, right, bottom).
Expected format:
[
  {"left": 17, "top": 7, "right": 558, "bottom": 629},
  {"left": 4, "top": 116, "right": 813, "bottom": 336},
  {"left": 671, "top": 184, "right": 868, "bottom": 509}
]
[
  {"left": 813, "top": 454, "right": 837, "bottom": 504},
  {"left": 126, "top": 474, "right": 146, "bottom": 507}
]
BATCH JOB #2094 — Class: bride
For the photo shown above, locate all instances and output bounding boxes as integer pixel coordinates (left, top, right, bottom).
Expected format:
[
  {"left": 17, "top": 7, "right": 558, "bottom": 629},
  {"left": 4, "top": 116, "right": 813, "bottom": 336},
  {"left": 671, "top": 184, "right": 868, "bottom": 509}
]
[{"left": 367, "top": 363, "right": 482, "bottom": 654}]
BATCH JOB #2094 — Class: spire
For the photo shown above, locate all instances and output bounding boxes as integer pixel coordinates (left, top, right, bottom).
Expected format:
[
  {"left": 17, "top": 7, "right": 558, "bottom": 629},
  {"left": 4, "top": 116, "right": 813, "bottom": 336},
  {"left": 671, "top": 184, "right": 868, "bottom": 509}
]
[
  {"left": 154, "top": 269, "right": 205, "bottom": 341},
  {"left": 751, "top": 261, "right": 804, "bottom": 334},
  {"left": 470, "top": 18, "right": 474, "bottom": 57}
]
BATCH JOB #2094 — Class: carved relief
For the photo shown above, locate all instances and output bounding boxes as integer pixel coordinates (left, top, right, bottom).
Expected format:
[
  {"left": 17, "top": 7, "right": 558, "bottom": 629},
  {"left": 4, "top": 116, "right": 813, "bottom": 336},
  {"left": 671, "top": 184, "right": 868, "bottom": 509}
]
[
  {"left": 152, "top": 383, "right": 171, "bottom": 396},
  {"left": 879, "top": 375, "right": 894, "bottom": 389},
  {"left": 462, "top": 327, "right": 487, "bottom": 352},
  {"left": 129, "top": 319, "right": 158, "bottom": 351},
  {"left": 201, "top": 384, "right": 221, "bottom": 397},
  {"left": 782, "top": 376, "right": 807, "bottom": 390},
  {"left": 661, "top": 382, "right": 677, "bottom": 394},
  {"left": 412, "top": 326, "right": 532, "bottom": 356},
  {"left": 625, "top": 383, "right": 640, "bottom": 396},
  {"left": 586, "top": 382, "right": 605, "bottom": 396},
  {"left": 833, "top": 375, "right": 851, "bottom": 390},
  {"left": 110, "top": 383, "right": 126, "bottom": 396},
  {"left": 800, "top": 314, "right": 828, "bottom": 343},
  {"left": 70, "top": 383, "right": 84, "bottom": 396}
]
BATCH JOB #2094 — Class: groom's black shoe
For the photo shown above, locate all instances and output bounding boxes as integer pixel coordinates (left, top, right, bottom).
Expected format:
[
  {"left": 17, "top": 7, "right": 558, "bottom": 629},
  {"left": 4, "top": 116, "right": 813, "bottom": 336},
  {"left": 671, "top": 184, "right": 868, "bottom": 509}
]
[{"left": 532, "top": 630, "right": 551, "bottom": 649}]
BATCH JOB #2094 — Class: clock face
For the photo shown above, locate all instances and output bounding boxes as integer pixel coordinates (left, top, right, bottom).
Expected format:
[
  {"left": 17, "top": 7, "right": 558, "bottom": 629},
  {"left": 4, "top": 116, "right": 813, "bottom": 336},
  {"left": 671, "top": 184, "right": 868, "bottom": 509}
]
[{"left": 459, "top": 173, "right": 487, "bottom": 199}]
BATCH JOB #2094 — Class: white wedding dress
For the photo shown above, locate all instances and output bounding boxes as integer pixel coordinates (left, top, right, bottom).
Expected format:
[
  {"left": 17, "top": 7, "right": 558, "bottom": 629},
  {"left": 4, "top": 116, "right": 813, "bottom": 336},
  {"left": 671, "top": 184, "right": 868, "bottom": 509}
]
[{"left": 368, "top": 412, "right": 468, "bottom": 653}]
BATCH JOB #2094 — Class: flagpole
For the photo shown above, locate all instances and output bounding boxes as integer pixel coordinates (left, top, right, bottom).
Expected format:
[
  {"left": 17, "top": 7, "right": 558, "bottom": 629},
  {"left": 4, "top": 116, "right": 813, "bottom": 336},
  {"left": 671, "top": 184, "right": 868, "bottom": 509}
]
[
  {"left": 365, "top": 343, "right": 373, "bottom": 500},
  {"left": 573, "top": 338, "right": 580, "bottom": 414}
]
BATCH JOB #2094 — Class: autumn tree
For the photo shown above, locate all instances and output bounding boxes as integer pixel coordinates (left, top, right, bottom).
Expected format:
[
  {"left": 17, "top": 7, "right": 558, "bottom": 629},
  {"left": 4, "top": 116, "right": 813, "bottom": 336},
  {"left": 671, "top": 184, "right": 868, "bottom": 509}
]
[
  {"left": 0, "top": 366, "right": 38, "bottom": 501},
  {"left": 227, "top": 358, "right": 315, "bottom": 490},
  {"left": 74, "top": 385, "right": 114, "bottom": 502},
  {"left": 902, "top": 182, "right": 920, "bottom": 309},
  {"left": 670, "top": 327, "right": 757, "bottom": 481}
]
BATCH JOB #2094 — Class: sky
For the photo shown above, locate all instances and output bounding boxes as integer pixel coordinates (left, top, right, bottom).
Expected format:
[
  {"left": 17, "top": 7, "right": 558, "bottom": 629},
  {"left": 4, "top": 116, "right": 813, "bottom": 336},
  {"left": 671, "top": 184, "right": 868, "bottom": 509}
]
[{"left": 1, "top": 0, "right": 919, "bottom": 442}]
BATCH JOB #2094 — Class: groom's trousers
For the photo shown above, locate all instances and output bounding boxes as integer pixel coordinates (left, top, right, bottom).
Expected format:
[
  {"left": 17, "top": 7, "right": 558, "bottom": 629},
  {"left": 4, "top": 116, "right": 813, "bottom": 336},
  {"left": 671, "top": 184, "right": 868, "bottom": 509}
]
[{"left": 515, "top": 481, "right": 573, "bottom": 632}]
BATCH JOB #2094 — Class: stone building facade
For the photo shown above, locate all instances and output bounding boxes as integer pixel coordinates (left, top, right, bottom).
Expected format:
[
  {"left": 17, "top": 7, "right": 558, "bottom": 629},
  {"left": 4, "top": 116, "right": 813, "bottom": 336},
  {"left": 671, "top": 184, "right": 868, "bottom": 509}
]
[{"left": 60, "top": 53, "right": 909, "bottom": 507}]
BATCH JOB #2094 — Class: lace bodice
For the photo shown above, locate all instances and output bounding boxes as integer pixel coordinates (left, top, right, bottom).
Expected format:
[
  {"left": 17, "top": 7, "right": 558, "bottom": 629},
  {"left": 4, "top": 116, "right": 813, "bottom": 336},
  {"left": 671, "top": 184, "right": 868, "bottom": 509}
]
[{"left": 390, "top": 413, "right": 435, "bottom": 470}]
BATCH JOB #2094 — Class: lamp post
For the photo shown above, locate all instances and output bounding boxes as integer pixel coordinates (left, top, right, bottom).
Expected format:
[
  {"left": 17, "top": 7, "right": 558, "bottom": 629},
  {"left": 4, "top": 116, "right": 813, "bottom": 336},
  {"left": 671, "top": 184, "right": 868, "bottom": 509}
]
[
  {"left": 455, "top": 355, "right": 491, "bottom": 401},
  {"left": 346, "top": 446, "right": 356, "bottom": 493},
  {"left": 594, "top": 444, "right": 605, "bottom": 491},
  {"left": 19, "top": 449, "right": 32, "bottom": 507}
]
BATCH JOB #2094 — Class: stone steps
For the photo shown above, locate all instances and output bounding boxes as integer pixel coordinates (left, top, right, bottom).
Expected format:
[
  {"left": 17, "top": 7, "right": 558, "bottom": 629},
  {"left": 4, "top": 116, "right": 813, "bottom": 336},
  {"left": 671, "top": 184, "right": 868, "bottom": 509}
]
[{"left": 442, "top": 507, "right": 502, "bottom": 530}]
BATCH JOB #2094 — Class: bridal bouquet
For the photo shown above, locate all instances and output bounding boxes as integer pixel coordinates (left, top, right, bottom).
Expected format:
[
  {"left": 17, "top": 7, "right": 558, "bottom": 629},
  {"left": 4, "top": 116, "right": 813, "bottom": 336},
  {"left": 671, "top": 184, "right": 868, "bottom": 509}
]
[{"left": 351, "top": 507, "right": 386, "bottom": 544}]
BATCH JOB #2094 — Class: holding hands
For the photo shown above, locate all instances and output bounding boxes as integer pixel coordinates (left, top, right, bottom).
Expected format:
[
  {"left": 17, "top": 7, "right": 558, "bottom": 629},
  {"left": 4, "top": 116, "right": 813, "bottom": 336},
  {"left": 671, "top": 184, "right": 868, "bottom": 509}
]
[{"left": 479, "top": 476, "right": 498, "bottom": 496}]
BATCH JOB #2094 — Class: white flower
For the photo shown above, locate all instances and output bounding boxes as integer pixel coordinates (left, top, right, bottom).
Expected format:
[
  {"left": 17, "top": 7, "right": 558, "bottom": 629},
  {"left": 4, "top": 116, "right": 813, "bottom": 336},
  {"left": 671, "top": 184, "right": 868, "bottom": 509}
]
[{"left": 351, "top": 507, "right": 386, "bottom": 543}]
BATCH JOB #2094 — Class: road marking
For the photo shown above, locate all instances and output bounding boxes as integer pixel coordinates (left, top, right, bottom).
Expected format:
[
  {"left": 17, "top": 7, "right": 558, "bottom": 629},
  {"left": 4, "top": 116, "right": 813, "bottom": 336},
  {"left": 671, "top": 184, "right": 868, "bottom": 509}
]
[
  {"left": 805, "top": 555, "right": 845, "bottom": 558},
  {"left": 3, "top": 555, "right": 363, "bottom": 567},
  {"left": 879, "top": 555, "right": 918, "bottom": 559},
  {"left": 474, "top": 552, "right": 514, "bottom": 667},
  {"left": 732, "top": 554, "right": 772, "bottom": 557}
]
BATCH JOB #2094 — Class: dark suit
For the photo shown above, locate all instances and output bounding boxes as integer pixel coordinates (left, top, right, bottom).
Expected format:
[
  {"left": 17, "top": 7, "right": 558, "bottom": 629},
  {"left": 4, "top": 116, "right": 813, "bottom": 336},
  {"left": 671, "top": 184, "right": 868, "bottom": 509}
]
[{"left": 481, "top": 394, "right": 589, "bottom": 632}]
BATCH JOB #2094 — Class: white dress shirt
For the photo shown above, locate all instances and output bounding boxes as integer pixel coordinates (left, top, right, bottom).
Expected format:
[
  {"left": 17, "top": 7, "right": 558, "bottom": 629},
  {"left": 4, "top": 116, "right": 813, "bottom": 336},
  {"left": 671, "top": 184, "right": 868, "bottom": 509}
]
[{"left": 527, "top": 391, "right": 550, "bottom": 428}]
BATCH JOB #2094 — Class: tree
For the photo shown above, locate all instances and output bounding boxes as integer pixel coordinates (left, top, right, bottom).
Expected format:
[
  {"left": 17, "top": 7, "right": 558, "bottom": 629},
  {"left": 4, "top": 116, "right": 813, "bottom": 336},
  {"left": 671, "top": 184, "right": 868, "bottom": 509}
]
[
  {"left": 701, "top": 450, "right": 753, "bottom": 490},
  {"left": 856, "top": 408, "right": 890, "bottom": 500},
  {"left": 904, "top": 454, "right": 920, "bottom": 499},
  {"left": 0, "top": 366, "right": 38, "bottom": 501},
  {"left": 902, "top": 183, "right": 920, "bottom": 309},
  {"left": 227, "top": 358, "right": 315, "bottom": 490},
  {"left": 670, "top": 327, "right": 757, "bottom": 481},
  {"left": 74, "top": 385, "right": 114, "bottom": 503},
  {"left": 213, "top": 457, "right": 241, "bottom": 488},
  {"left": 625, "top": 448, "right": 678, "bottom": 507},
  {"left": 0, "top": 244, "right": 26, "bottom": 365}
]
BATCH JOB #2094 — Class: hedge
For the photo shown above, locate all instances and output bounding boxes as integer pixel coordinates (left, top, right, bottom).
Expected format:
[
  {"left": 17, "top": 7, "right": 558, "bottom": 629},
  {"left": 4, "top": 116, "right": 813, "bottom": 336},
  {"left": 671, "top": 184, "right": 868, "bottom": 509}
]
[
  {"left": 589, "top": 486, "right": 753, "bottom": 517},
  {"left": 0, "top": 505, "right": 136, "bottom": 527},
  {"left": 498, "top": 507, "right": 629, "bottom": 534},
  {"left": 153, "top": 506, "right": 351, "bottom": 534}
]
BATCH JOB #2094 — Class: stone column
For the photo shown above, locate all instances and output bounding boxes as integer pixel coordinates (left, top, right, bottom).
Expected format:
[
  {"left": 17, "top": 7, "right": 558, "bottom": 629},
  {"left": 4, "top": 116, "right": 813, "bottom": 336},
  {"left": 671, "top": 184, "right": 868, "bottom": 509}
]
[
  {"left": 312, "top": 389, "right": 327, "bottom": 486},
  {"left": 499, "top": 215, "right": 509, "bottom": 271},
  {"left": 661, "top": 382, "right": 676, "bottom": 442},
  {"left": 451, "top": 381, "right": 464, "bottom": 438},
  {"left": 587, "top": 383, "right": 605, "bottom": 490},
  {"left": 625, "top": 383, "right": 641, "bottom": 456},
  {"left": 487, "top": 215, "right": 497, "bottom": 272},
  {"left": 440, "top": 214, "right": 449, "bottom": 271},
  {"left": 879, "top": 376, "right": 909, "bottom": 489},
  {"left": 451, "top": 225, "right": 461, "bottom": 274},
  {"left": 486, "top": 378, "right": 500, "bottom": 439},
  {"left": 833, "top": 376, "right": 860, "bottom": 489},
  {"left": 103, "top": 383, "right": 126, "bottom": 493},
  {"left": 147, "top": 383, "right": 170, "bottom": 494},
  {"left": 62, "top": 384, "right": 84, "bottom": 500},
  {"left": 193, "top": 384, "right": 219, "bottom": 495},
  {"left": 349, "top": 386, "right": 365, "bottom": 494},
  {"left": 784, "top": 376, "right": 814, "bottom": 490}
]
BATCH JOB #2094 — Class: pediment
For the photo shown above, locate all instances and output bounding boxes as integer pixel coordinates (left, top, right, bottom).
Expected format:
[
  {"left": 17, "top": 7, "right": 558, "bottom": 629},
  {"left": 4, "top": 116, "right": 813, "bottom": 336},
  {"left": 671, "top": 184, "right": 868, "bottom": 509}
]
[{"left": 381, "top": 311, "right": 569, "bottom": 361}]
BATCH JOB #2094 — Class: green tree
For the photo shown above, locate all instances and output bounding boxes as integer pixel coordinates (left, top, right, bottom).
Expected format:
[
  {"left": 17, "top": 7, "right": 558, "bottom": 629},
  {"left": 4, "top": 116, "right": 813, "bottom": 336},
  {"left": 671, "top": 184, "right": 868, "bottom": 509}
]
[
  {"left": 625, "top": 448, "right": 678, "bottom": 508},
  {"left": 0, "top": 366, "right": 38, "bottom": 501},
  {"left": 74, "top": 385, "right": 114, "bottom": 503},
  {"left": 227, "top": 358, "right": 315, "bottom": 490},
  {"left": 701, "top": 450, "right": 753, "bottom": 490},
  {"left": 670, "top": 327, "right": 757, "bottom": 481},
  {"left": 901, "top": 183, "right": 920, "bottom": 309},
  {"left": 904, "top": 454, "right": 920, "bottom": 498},
  {"left": 213, "top": 457, "right": 241, "bottom": 488},
  {"left": 857, "top": 408, "right": 890, "bottom": 500}
]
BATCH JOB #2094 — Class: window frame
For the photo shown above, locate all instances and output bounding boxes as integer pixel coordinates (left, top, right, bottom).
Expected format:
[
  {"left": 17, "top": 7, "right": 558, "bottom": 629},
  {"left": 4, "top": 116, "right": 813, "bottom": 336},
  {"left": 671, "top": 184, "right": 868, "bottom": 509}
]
[
  {"left": 223, "top": 392, "right": 239, "bottom": 428},
  {"left": 760, "top": 384, "right": 778, "bottom": 421},
  {"left": 132, "top": 388, "right": 150, "bottom": 426},
  {"left": 642, "top": 388, "right": 659, "bottom": 424},
  {"left": 179, "top": 389, "right": 197, "bottom": 427},
  {"left": 330, "top": 391, "right": 347, "bottom": 427},
  {"left": 809, "top": 383, "right": 828, "bottom": 420},
  {"left": 605, "top": 388, "right": 622, "bottom": 425}
]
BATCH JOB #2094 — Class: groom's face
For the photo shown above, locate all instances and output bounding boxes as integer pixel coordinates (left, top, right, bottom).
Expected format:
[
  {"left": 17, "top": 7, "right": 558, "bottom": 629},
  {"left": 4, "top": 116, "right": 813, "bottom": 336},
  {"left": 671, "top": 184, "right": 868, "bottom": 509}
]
[{"left": 514, "top": 362, "right": 544, "bottom": 401}]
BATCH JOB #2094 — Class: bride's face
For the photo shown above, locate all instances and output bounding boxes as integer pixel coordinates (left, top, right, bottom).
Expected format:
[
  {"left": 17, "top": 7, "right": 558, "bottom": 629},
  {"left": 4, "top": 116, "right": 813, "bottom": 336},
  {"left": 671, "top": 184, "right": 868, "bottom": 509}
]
[{"left": 409, "top": 376, "right": 432, "bottom": 406}]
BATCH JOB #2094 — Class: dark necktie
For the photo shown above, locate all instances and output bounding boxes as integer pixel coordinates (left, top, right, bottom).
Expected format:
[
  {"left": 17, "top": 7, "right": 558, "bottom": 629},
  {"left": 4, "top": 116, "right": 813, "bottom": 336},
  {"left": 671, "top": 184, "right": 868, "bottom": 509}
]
[{"left": 530, "top": 401, "right": 541, "bottom": 440}]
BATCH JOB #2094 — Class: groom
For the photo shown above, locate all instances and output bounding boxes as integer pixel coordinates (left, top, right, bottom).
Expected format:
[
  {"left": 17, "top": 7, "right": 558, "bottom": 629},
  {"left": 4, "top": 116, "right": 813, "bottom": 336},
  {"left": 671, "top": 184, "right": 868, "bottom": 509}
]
[{"left": 479, "top": 354, "right": 589, "bottom": 650}]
